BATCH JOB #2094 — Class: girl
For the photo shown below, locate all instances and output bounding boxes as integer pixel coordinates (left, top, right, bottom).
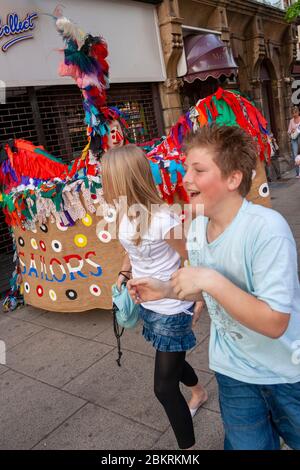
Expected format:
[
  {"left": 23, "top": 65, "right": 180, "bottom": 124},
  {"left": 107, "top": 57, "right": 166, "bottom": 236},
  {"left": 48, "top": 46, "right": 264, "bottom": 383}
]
[{"left": 102, "top": 144, "right": 208, "bottom": 450}]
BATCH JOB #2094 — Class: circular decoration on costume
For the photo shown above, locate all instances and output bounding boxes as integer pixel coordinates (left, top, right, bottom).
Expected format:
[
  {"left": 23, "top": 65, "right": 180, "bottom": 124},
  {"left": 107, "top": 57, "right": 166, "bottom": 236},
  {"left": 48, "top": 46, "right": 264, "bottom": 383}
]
[
  {"left": 91, "top": 194, "right": 97, "bottom": 200},
  {"left": 39, "top": 240, "right": 46, "bottom": 252},
  {"left": 81, "top": 214, "right": 93, "bottom": 227},
  {"left": 31, "top": 238, "right": 38, "bottom": 250},
  {"left": 40, "top": 224, "right": 48, "bottom": 233},
  {"left": 104, "top": 208, "right": 117, "bottom": 223},
  {"left": 97, "top": 230, "right": 111, "bottom": 244},
  {"left": 49, "top": 289, "right": 57, "bottom": 302},
  {"left": 18, "top": 236, "right": 25, "bottom": 247},
  {"left": 51, "top": 240, "right": 62, "bottom": 253},
  {"left": 36, "top": 285, "right": 44, "bottom": 297},
  {"left": 74, "top": 234, "right": 88, "bottom": 248},
  {"left": 56, "top": 221, "right": 68, "bottom": 231},
  {"left": 258, "top": 183, "right": 270, "bottom": 198},
  {"left": 66, "top": 289, "right": 77, "bottom": 300},
  {"left": 252, "top": 170, "right": 257, "bottom": 181},
  {"left": 89, "top": 284, "right": 101, "bottom": 297},
  {"left": 24, "top": 282, "right": 30, "bottom": 294},
  {"left": 20, "top": 225, "right": 26, "bottom": 232}
]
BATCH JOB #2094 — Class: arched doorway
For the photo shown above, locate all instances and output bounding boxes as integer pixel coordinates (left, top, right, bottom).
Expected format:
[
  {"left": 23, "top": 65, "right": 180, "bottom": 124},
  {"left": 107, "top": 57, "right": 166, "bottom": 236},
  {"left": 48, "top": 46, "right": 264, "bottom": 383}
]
[{"left": 260, "top": 60, "right": 277, "bottom": 136}]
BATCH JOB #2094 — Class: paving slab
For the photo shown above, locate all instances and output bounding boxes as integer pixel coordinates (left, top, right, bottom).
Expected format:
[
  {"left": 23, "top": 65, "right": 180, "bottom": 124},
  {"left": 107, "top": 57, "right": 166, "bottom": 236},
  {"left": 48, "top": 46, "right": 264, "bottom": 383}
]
[
  {"left": 0, "top": 370, "right": 85, "bottom": 449},
  {"left": 27, "top": 309, "right": 113, "bottom": 339},
  {"left": 63, "top": 348, "right": 213, "bottom": 433},
  {"left": 201, "top": 377, "right": 220, "bottom": 413},
  {"left": 0, "top": 365, "right": 8, "bottom": 375},
  {"left": 33, "top": 403, "right": 160, "bottom": 450},
  {"left": 64, "top": 349, "right": 169, "bottom": 432},
  {"left": 0, "top": 316, "right": 44, "bottom": 350},
  {"left": 7, "top": 329, "right": 114, "bottom": 387},
  {"left": 186, "top": 337, "right": 211, "bottom": 374},
  {"left": 154, "top": 408, "right": 224, "bottom": 450},
  {"left": 194, "top": 306, "right": 211, "bottom": 324},
  {"left": 9, "top": 305, "right": 48, "bottom": 321}
]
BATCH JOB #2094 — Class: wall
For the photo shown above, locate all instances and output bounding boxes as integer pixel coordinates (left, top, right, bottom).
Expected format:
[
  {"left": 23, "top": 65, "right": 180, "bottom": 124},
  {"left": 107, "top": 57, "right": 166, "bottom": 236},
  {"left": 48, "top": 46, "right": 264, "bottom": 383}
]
[
  {"left": 0, "top": 0, "right": 166, "bottom": 86},
  {"left": 157, "top": 0, "right": 296, "bottom": 161}
]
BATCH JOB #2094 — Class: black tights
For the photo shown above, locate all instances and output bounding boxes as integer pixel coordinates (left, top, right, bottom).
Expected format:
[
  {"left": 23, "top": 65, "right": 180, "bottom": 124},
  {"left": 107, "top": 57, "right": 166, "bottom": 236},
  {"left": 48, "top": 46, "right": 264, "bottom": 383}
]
[{"left": 154, "top": 350, "right": 198, "bottom": 449}]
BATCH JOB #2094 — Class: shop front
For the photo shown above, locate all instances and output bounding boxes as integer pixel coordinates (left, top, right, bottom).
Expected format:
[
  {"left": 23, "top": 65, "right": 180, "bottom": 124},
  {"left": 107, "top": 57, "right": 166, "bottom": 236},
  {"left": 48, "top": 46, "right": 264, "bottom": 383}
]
[
  {"left": 156, "top": 0, "right": 296, "bottom": 156},
  {"left": 0, "top": 0, "right": 166, "bottom": 292}
]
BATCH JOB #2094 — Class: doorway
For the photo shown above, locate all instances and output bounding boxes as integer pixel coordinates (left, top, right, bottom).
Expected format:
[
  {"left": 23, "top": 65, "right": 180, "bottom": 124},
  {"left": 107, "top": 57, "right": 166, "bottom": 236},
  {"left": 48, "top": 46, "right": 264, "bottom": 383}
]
[{"left": 260, "top": 60, "right": 277, "bottom": 137}]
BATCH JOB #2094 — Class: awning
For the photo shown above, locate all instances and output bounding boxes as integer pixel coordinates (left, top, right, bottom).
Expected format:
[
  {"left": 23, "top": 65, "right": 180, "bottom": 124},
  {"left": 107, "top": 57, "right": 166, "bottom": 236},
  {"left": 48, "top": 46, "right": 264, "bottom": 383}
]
[{"left": 183, "top": 34, "right": 238, "bottom": 83}]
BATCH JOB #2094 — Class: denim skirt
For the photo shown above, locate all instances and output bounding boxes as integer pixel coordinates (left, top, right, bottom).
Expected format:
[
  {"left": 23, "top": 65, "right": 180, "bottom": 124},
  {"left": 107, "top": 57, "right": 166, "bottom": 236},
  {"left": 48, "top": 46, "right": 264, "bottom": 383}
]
[{"left": 139, "top": 305, "right": 196, "bottom": 352}]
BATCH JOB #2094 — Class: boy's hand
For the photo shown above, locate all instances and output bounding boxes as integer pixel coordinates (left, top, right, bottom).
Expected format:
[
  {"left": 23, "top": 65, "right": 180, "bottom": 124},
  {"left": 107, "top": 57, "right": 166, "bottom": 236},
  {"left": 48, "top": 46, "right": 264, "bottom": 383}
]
[
  {"left": 192, "top": 296, "right": 206, "bottom": 329},
  {"left": 127, "top": 278, "right": 171, "bottom": 303},
  {"left": 171, "top": 267, "right": 212, "bottom": 301}
]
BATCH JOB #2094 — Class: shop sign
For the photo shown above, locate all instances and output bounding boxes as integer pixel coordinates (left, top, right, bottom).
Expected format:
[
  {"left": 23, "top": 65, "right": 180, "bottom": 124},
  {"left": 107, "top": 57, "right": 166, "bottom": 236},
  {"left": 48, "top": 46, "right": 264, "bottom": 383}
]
[{"left": 0, "top": 12, "right": 38, "bottom": 52}]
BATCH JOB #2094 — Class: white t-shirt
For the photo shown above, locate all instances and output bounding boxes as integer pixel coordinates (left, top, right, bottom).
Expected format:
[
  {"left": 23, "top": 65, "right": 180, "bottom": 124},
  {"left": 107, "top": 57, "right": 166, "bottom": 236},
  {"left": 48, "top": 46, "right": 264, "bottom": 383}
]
[{"left": 119, "top": 208, "right": 193, "bottom": 315}]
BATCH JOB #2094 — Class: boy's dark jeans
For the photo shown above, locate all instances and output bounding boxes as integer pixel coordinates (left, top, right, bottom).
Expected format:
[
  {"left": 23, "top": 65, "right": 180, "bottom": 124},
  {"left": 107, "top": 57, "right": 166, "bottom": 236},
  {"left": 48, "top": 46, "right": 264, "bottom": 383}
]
[{"left": 216, "top": 372, "right": 300, "bottom": 450}]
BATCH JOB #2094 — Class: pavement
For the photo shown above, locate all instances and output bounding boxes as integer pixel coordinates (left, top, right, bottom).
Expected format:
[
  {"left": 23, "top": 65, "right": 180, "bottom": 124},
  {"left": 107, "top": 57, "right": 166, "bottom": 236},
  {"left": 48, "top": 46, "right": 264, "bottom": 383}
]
[{"left": 0, "top": 169, "right": 299, "bottom": 450}]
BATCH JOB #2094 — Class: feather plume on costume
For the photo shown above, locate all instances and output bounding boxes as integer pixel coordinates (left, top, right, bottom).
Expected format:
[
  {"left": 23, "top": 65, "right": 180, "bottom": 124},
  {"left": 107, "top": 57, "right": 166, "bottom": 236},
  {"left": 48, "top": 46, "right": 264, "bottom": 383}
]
[
  {"left": 56, "top": 16, "right": 86, "bottom": 49},
  {"left": 55, "top": 16, "right": 110, "bottom": 155}
]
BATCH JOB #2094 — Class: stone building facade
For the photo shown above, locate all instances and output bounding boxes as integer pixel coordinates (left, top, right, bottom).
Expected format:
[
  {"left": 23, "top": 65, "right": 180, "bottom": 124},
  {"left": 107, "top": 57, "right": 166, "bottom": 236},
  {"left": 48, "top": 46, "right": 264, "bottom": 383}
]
[{"left": 157, "top": 0, "right": 297, "bottom": 162}]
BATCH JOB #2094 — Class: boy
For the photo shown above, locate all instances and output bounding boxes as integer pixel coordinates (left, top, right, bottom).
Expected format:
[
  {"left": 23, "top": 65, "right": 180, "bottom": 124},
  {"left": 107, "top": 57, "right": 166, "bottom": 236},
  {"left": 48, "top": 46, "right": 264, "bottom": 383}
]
[{"left": 128, "top": 125, "right": 300, "bottom": 450}]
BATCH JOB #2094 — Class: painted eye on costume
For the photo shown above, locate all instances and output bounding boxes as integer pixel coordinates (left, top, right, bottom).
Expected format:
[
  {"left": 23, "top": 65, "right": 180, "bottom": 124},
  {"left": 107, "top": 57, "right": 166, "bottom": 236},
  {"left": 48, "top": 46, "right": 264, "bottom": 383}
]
[
  {"left": 18, "top": 237, "right": 25, "bottom": 247},
  {"left": 89, "top": 284, "right": 101, "bottom": 297},
  {"left": 39, "top": 240, "right": 46, "bottom": 252},
  {"left": 36, "top": 285, "right": 44, "bottom": 297},
  {"left": 40, "top": 224, "right": 48, "bottom": 233},
  {"left": 66, "top": 289, "right": 77, "bottom": 300},
  {"left": 56, "top": 221, "right": 68, "bottom": 231},
  {"left": 51, "top": 240, "right": 62, "bottom": 252},
  {"left": 74, "top": 234, "right": 88, "bottom": 248},
  {"left": 49, "top": 289, "right": 57, "bottom": 302},
  {"left": 97, "top": 230, "right": 111, "bottom": 243},
  {"left": 24, "top": 282, "right": 30, "bottom": 293},
  {"left": 31, "top": 238, "right": 38, "bottom": 250},
  {"left": 81, "top": 214, "right": 93, "bottom": 227},
  {"left": 258, "top": 183, "right": 270, "bottom": 198}
]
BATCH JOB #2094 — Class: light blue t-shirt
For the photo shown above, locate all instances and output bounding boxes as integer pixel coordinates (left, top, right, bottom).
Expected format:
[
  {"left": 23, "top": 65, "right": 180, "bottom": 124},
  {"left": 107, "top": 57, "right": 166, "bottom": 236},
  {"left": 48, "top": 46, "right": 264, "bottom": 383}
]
[{"left": 187, "top": 199, "right": 300, "bottom": 384}]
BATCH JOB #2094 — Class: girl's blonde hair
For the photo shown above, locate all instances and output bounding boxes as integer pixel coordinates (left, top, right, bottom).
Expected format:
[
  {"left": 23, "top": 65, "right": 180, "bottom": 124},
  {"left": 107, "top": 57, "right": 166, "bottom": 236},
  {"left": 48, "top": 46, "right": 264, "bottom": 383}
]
[{"left": 101, "top": 144, "right": 163, "bottom": 244}]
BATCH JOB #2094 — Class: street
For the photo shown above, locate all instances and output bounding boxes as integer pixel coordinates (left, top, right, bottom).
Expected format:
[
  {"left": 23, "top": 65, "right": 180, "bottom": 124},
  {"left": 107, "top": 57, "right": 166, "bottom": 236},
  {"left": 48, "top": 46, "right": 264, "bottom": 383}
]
[{"left": 0, "top": 170, "right": 298, "bottom": 450}]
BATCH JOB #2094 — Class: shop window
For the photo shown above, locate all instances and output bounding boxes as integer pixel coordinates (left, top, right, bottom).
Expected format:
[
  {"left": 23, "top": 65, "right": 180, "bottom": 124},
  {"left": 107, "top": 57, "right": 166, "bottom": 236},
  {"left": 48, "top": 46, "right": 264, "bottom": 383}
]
[{"left": 118, "top": 101, "right": 149, "bottom": 143}]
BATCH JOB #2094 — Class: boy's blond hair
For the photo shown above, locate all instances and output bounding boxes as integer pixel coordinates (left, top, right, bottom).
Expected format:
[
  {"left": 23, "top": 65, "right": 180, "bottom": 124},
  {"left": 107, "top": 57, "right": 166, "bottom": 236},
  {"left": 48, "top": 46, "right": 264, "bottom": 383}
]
[
  {"left": 183, "top": 125, "right": 258, "bottom": 197},
  {"left": 101, "top": 144, "right": 163, "bottom": 244}
]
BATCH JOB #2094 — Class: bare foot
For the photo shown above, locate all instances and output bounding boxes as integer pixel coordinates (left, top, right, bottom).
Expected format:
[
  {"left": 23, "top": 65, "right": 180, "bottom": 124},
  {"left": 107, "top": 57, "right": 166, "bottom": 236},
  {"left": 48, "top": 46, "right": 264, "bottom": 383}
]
[{"left": 188, "top": 383, "right": 208, "bottom": 410}]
